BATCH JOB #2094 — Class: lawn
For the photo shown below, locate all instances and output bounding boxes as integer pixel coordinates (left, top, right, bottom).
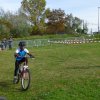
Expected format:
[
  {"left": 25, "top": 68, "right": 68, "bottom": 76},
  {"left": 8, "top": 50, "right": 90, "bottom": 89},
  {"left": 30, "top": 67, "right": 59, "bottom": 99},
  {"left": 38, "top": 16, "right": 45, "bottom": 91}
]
[{"left": 0, "top": 43, "right": 100, "bottom": 100}]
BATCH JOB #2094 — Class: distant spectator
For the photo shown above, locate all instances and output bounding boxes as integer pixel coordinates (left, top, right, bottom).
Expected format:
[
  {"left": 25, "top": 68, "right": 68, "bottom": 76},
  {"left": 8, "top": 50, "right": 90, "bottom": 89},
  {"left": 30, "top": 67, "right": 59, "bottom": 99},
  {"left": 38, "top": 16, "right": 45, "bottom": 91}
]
[
  {"left": 8, "top": 37, "right": 13, "bottom": 49},
  {"left": 3, "top": 38, "right": 7, "bottom": 50},
  {"left": 1, "top": 40, "right": 4, "bottom": 50}
]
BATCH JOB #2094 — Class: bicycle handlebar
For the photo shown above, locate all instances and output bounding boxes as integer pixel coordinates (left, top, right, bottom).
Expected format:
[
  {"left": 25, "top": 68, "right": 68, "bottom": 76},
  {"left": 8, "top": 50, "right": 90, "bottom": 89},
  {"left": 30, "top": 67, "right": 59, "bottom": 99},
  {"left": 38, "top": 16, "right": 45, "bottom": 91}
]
[{"left": 25, "top": 54, "right": 35, "bottom": 59}]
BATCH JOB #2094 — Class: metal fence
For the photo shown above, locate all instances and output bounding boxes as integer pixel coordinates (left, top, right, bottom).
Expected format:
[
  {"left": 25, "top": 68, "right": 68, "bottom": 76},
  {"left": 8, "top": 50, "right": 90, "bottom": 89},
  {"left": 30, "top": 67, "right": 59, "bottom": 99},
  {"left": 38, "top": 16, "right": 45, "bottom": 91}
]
[
  {"left": 13, "top": 39, "right": 50, "bottom": 48},
  {"left": 1, "top": 37, "right": 100, "bottom": 49}
]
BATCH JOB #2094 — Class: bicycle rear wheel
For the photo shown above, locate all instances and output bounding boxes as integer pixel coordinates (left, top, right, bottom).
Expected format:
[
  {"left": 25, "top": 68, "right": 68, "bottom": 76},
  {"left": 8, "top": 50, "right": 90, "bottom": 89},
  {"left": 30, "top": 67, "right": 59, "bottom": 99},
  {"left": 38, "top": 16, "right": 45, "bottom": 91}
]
[{"left": 21, "top": 69, "right": 30, "bottom": 91}]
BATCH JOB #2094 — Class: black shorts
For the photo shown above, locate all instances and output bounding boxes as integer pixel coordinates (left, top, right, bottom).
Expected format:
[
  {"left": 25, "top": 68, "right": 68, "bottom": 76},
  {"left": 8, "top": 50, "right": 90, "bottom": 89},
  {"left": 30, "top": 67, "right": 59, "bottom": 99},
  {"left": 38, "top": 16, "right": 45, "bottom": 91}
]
[{"left": 15, "top": 57, "right": 26, "bottom": 66}]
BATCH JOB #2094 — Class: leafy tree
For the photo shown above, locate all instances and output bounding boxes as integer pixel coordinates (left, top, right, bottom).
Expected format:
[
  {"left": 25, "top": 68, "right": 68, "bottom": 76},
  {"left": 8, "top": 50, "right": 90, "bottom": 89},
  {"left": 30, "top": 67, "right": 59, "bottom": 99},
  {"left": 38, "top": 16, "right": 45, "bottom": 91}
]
[
  {"left": 9, "top": 11, "right": 31, "bottom": 38},
  {"left": 0, "top": 21, "right": 11, "bottom": 39},
  {"left": 65, "top": 14, "right": 84, "bottom": 34},
  {"left": 21, "top": 0, "right": 46, "bottom": 35},
  {"left": 65, "top": 14, "right": 74, "bottom": 34},
  {"left": 0, "top": 9, "right": 12, "bottom": 39},
  {"left": 82, "top": 21, "right": 88, "bottom": 34},
  {"left": 72, "top": 17, "right": 82, "bottom": 32},
  {"left": 46, "top": 8, "right": 65, "bottom": 34}
]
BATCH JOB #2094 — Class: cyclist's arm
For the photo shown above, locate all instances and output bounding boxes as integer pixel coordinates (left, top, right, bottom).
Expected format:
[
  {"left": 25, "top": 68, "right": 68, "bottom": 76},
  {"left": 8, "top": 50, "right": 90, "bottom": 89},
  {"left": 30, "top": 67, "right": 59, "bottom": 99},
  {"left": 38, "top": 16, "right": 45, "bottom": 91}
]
[
  {"left": 24, "top": 48, "right": 35, "bottom": 58},
  {"left": 27, "top": 53, "right": 35, "bottom": 58},
  {"left": 14, "top": 49, "right": 20, "bottom": 58},
  {"left": 14, "top": 53, "right": 19, "bottom": 58}
]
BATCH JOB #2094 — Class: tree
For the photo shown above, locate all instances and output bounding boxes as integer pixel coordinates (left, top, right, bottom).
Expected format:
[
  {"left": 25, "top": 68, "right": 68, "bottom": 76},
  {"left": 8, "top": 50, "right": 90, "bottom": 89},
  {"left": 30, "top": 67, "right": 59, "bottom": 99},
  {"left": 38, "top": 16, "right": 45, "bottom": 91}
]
[
  {"left": 0, "top": 9, "right": 12, "bottom": 39},
  {"left": 46, "top": 8, "right": 65, "bottom": 34},
  {"left": 65, "top": 14, "right": 83, "bottom": 34},
  {"left": 82, "top": 21, "right": 88, "bottom": 34},
  {"left": 72, "top": 17, "right": 82, "bottom": 33},
  {"left": 9, "top": 10, "right": 31, "bottom": 37},
  {"left": 0, "top": 19, "right": 11, "bottom": 39},
  {"left": 21, "top": 0, "right": 46, "bottom": 35},
  {"left": 65, "top": 14, "right": 74, "bottom": 34}
]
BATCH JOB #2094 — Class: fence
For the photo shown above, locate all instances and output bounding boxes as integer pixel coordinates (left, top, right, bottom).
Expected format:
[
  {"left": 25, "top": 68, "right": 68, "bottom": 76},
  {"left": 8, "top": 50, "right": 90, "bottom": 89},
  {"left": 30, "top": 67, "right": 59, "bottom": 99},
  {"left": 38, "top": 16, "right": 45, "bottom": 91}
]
[
  {"left": 1, "top": 37, "right": 100, "bottom": 49},
  {"left": 13, "top": 39, "right": 50, "bottom": 48},
  {"left": 48, "top": 37, "right": 100, "bottom": 44}
]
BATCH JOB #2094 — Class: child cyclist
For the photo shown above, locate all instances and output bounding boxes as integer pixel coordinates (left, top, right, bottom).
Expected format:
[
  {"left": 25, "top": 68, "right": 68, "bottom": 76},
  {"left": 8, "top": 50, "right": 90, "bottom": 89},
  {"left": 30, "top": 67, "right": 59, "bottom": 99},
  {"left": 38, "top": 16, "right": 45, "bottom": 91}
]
[{"left": 13, "top": 41, "right": 34, "bottom": 83}]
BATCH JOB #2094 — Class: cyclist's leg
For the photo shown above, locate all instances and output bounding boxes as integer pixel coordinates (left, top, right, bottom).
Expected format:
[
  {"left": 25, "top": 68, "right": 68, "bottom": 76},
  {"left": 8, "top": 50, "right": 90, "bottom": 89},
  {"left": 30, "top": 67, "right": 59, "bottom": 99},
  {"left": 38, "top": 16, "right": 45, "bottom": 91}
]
[
  {"left": 21, "top": 57, "right": 28, "bottom": 65},
  {"left": 14, "top": 60, "right": 19, "bottom": 76},
  {"left": 25, "top": 57, "right": 28, "bottom": 65},
  {"left": 13, "top": 60, "right": 20, "bottom": 83}
]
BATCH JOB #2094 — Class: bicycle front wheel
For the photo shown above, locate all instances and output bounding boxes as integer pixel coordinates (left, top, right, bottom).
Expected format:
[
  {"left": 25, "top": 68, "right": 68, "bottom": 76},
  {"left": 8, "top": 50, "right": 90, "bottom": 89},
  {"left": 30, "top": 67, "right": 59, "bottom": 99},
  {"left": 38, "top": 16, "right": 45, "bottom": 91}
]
[{"left": 21, "top": 69, "right": 30, "bottom": 91}]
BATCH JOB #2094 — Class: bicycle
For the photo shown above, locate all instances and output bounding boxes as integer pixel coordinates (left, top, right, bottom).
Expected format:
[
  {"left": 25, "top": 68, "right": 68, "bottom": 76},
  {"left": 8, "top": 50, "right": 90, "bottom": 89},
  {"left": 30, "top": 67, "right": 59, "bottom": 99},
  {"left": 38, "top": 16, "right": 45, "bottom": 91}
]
[{"left": 15, "top": 56, "right": 34, "bottom": 91}]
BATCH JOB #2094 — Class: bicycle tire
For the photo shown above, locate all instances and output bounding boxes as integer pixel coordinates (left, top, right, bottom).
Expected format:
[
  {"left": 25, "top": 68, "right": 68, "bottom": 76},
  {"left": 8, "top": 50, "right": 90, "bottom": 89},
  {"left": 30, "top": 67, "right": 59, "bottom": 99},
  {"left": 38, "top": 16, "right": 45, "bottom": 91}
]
[{"left": 21, "top": 68, "right": 30, "bottom": 91}]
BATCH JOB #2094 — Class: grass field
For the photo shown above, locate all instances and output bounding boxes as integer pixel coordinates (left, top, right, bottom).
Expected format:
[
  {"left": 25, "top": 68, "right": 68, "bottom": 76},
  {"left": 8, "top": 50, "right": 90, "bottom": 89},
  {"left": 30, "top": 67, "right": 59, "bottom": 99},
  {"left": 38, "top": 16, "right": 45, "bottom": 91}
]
[{"left": 0, "top": 43, "right": 100, "bottom": 100}]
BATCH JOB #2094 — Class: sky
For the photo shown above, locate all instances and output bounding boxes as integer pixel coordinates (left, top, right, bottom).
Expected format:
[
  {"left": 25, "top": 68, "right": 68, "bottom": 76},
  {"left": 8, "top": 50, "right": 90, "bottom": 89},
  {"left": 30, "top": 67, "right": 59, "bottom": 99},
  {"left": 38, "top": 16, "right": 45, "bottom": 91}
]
[{"left": 0, "top": 0, "right": 99, "bottom": 33}]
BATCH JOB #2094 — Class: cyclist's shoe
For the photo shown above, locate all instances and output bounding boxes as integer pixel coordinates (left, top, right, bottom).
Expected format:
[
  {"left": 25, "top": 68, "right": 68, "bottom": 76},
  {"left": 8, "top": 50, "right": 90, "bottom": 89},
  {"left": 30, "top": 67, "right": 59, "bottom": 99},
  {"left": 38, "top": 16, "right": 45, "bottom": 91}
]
[{"left": 13, "top": 77, "right": 17, "bottom": 84}]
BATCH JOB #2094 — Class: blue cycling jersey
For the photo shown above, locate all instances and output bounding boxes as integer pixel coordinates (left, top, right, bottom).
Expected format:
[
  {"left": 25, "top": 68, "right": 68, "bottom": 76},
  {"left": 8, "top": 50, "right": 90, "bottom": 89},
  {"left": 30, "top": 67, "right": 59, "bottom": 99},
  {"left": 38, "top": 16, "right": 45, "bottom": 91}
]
[{"left": 15, "top": 48, "right": 29, "bottom": 61}]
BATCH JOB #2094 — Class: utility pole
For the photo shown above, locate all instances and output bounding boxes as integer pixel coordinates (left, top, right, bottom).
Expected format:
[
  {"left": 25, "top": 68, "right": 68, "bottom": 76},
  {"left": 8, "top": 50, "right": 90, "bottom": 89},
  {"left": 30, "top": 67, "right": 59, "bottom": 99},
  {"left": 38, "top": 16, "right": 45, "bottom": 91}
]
[
  {"left": 83, "top": 20, "right": 84, "bottom": 33},
  {"left": 98, "top": 7, "right": 100, "bottom": 33}
]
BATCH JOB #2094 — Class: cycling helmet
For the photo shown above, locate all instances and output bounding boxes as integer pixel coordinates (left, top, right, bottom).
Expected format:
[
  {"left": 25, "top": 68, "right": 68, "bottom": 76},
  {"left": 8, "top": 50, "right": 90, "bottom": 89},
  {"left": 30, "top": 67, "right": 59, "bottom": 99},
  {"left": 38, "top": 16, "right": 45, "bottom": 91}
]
[{"left": 18, "top": 41, "right": 26, "bottom": 47}]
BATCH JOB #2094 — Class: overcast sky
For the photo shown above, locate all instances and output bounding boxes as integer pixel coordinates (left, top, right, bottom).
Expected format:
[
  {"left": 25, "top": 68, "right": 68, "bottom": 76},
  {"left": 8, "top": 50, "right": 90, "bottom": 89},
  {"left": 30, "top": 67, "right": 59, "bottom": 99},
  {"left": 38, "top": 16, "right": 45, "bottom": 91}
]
[{"left": 0, "top": 0, "right": 99, "bottom": 32}]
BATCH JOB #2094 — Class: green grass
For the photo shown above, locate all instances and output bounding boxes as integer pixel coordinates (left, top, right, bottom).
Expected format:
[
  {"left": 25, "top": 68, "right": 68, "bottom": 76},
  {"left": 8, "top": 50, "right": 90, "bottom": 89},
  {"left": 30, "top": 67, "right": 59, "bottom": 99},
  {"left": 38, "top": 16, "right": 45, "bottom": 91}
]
[{"left": 0, "top": 43, "right": 100, "bottom": 100}]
